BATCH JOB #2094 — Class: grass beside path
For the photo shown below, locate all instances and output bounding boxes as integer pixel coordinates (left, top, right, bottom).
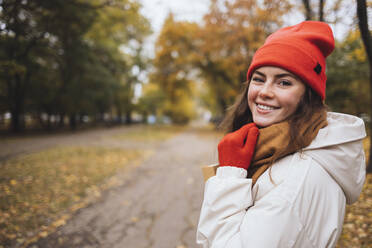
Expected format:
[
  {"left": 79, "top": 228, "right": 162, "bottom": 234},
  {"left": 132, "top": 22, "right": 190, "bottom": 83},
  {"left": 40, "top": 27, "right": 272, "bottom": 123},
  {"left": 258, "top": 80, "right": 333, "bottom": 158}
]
[
  {"left": 0, "top": 146, "right": 146, "bottom": 247},
  {"left": 113, "top": 124, "right": 185, "bottom": 142}
]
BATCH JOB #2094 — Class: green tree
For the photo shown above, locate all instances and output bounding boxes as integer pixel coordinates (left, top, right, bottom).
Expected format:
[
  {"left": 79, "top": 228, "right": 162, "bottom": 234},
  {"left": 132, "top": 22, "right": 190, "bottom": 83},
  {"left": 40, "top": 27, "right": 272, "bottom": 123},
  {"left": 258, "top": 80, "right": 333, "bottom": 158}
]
[
  {"left": 327, "top": 30, "right": 370, "bottom": 116},
  {"left": 0, "top": 0, "right": 60, "bottom": 132},
  {"left": 0, "top": 0, "right": 99, "bottom": 131},
  {"left": 83, "top": 0, "right": 151, "bottom": 125},
  {"left": 137, "top": 82, "right": 166, "bottom": 123},
  {"left": 0, "top": 0, "right": 151, "bottom": 131}
]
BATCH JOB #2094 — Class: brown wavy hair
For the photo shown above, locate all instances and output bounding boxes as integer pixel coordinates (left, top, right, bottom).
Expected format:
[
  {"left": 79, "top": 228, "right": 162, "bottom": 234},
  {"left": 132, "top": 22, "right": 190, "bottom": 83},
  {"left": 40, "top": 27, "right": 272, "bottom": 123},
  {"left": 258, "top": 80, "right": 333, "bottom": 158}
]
[{"left": 218, "top": 80, "right": 327, "bottom": 150}]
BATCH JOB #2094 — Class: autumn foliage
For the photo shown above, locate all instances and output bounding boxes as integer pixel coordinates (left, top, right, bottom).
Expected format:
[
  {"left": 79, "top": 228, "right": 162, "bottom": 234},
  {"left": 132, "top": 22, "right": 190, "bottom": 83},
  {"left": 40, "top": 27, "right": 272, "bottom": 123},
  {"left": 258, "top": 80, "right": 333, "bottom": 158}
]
[
  {"left": 145, "top": 0, "right": 292, "bottom": 122},
  {"left": 143, "top": 0, "right": 370, "bottom": 126}
]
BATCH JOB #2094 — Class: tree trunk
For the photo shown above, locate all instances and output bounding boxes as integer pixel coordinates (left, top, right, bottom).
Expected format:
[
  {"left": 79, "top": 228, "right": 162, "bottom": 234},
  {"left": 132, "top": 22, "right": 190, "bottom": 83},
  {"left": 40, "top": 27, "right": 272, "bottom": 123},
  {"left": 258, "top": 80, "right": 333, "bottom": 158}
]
[
  {"left": 79, "top": 114, "right": 84, "bottom": 125},
  {"left": 10, "top": 107, "right": 20, "bottom": 133},
  {"left": 142, "top": 111, "right": 148, "bottom": 124},
  {"left": 69, "top": 114, "right": 77, "bottom": 130},
  {"left": 10, "top": 75, "right": 24, "bottom": 133},
  {"left": 356, "top": 0, "right": 372, "bottom": 173},
  {"left": 117, "top": 108, "right": 123, "bottom": 124},
  {"left": 125, "top": 110, "right": 132, "bottom": 124},
  {"left": 59, "top": 113, "right": 65, "bottom": 127},
  {"left": 318, "top": 0, "right": 325, "bottom": 21},
  {"left": 47, "top": 113, "right": 52, "bottom": 130},
  {"left": 302, "top": 0, "right": 313, "bottom": 20}
]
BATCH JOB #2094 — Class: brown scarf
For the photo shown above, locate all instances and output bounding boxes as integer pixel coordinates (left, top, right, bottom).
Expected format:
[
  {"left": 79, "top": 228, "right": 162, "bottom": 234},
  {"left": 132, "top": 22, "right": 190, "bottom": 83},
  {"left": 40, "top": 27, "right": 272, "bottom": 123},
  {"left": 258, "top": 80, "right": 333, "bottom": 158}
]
[{"left": 247, "top": 110, "right": 328, "bottom": 185}]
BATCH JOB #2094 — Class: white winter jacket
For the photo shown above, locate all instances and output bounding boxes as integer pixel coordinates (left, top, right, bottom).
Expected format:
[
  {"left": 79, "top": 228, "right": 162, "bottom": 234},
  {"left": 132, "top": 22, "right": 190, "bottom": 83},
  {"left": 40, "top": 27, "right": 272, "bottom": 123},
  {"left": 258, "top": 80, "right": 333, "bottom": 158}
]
[{"left": 197, "top": 112, "right": 366, "bottom": 248}]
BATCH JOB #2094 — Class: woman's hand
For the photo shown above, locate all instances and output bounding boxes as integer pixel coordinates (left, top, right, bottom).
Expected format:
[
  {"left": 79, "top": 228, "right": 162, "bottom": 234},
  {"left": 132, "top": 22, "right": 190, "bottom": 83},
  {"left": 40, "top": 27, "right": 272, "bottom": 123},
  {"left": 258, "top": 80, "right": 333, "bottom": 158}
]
[{"left": 218, "top": 123, "right": 259, "bottom": 170}]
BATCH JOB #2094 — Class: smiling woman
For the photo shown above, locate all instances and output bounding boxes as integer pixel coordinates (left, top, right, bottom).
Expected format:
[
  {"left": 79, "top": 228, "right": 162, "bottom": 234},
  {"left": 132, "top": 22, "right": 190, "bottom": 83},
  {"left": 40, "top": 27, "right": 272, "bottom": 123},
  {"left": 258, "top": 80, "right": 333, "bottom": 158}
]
[
  {"left": 197, "top": 21, "right": 366, "bottom": 248},
  {"left": 248, "top": 66, "right": 306, "bottom": 128}
]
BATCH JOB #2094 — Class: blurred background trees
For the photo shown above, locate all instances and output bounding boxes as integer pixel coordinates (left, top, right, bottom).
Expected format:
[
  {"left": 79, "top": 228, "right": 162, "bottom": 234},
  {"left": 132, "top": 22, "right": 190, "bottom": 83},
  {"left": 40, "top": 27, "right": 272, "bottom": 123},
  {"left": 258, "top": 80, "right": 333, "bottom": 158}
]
[
  {"left": 0, "top": 0, "right": 151, "bottom": 131},
  {"left": 0, "top": 0, "right": 370, "bottom": 133}
]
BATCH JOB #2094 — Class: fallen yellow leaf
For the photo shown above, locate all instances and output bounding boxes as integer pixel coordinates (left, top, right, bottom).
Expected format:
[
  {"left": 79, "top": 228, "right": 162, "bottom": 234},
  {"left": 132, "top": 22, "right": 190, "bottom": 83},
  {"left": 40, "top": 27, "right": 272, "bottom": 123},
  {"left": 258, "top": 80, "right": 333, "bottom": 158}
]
[{"left": 52, "top": 218, "right": 66, "bottom": 228}]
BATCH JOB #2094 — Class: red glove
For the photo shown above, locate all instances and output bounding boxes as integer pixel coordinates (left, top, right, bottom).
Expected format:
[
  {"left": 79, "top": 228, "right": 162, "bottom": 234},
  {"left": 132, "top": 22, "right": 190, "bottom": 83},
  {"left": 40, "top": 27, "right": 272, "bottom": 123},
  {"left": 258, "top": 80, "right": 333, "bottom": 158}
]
[{"left": 218, "top": 123, "right": 259, "bottom": 170}]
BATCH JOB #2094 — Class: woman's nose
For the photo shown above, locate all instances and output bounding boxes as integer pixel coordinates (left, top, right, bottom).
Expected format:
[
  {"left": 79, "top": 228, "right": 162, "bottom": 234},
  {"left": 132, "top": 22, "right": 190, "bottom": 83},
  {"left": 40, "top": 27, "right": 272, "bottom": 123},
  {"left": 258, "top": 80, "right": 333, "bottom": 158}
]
[{"left": 258, "top": 82, "right": 274, "bottom": 98}]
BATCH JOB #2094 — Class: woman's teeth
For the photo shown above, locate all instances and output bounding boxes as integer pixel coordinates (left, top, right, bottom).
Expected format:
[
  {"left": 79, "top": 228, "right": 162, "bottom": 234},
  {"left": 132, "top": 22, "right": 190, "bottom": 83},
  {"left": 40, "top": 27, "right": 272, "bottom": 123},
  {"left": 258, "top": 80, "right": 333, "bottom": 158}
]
[{"left": 257, "top": 104, "right": 276, "bottom": 110}]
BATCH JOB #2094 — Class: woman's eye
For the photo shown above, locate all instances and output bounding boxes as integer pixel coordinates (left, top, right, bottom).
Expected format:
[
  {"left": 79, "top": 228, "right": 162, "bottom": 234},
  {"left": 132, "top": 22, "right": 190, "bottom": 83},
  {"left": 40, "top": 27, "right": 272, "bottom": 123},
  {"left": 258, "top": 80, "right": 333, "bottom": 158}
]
[
  {"left": 252, "top": 77, "right": 264, "bottom": 83},
  {"left": 279, "top": 80, "right": 292, "bottom": 86}
]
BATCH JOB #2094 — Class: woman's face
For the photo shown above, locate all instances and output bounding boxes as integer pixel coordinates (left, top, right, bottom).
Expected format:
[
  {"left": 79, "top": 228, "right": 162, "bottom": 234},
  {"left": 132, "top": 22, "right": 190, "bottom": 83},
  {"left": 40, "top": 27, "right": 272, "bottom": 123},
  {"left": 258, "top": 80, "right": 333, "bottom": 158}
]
[{"left": 247, "top": 66, "right": 306, "bottom": 128}]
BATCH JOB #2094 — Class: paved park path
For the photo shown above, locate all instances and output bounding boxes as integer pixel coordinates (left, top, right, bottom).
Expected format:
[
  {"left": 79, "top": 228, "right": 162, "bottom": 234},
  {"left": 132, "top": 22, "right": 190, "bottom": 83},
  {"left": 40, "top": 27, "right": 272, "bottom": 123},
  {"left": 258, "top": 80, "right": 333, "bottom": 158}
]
[{"left": 5, "top": 125, "right": 220, "bottom": 248}]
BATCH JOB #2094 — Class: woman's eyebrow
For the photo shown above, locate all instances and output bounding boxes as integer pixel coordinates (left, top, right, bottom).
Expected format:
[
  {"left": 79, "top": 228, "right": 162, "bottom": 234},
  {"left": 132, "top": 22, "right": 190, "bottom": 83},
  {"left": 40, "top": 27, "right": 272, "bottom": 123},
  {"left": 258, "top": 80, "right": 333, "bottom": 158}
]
[
  {"left": 254, "top": 70, "right": 296, "bottom": 79},
  {"left": 253, "top": 71, "right": 265, "bottom": 77},
  {"left": 275, "top": 73, "right": 296, "bottom": 78}
]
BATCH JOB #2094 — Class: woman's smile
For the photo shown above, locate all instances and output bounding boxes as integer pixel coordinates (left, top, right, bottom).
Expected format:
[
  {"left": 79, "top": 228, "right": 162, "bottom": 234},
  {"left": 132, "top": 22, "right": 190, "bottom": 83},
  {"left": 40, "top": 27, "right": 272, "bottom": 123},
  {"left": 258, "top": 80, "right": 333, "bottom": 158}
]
[{"left": 256, "top": 103, "right": 279, "bottom": 111}]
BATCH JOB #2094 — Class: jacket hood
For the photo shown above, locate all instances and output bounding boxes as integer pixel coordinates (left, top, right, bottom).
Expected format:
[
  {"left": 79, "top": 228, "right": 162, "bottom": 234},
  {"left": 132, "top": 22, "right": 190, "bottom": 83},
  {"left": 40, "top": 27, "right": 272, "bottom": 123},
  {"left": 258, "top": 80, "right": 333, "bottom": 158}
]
[{"left": 303, "top": 112, "right": 366, "bottom": 204}]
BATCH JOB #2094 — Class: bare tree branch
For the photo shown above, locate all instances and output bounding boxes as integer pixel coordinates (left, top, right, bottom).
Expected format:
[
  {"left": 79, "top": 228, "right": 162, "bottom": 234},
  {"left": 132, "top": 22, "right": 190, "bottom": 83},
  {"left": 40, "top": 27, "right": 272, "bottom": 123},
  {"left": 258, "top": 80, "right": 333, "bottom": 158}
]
[
  {"left": 319, "top": 0, "right": 325, "bottom": 21},
  {"left": 302, "top": 0, "right": 313, "bottom": 20}
]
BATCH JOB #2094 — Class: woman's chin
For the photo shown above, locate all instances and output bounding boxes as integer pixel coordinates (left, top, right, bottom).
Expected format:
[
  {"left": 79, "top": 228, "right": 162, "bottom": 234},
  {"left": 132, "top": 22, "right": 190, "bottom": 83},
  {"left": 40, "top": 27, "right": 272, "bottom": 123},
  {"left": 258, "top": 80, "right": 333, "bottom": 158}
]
[{"left": 252, "top": 117, "right": 277, "bottom": 128}]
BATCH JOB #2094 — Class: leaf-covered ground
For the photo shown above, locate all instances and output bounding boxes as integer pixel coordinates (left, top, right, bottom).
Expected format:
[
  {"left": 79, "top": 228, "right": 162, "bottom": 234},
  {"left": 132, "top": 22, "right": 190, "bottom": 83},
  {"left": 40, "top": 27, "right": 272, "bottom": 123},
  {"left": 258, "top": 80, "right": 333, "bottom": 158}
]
[
  {"left": 336, "top": 137, "right": 371, "bottom": 248},
  {"left": 336, "top": 173, "right": 372, "bottom": 248}
]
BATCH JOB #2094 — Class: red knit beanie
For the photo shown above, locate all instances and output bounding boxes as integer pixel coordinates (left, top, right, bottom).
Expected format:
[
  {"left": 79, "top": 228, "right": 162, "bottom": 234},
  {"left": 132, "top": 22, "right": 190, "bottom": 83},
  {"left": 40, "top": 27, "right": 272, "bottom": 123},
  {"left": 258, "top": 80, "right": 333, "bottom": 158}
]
[{"left": 247, "top": 21, "right": 335, "bottom": 100}]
